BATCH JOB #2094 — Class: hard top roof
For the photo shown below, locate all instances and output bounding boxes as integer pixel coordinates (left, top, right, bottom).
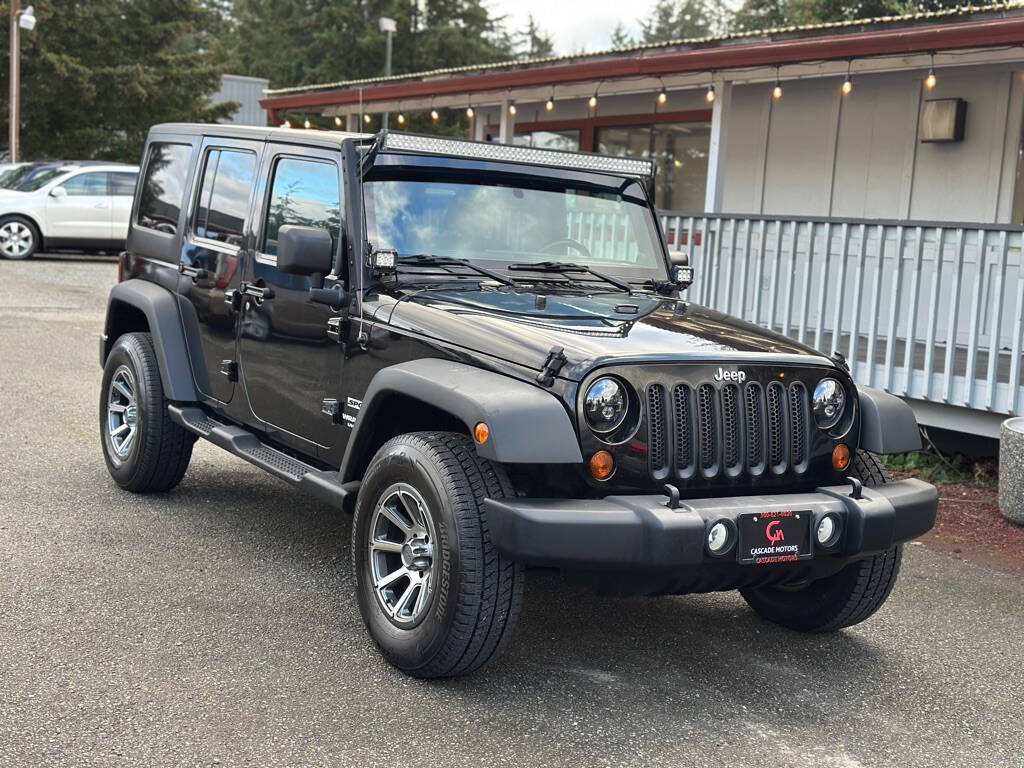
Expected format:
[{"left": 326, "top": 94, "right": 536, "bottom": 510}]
[
  {"left": 150, "top": 124, "right": 654, "bottom": 180},
  {"left": 150, "top": 122, "right": 369, "bottom": 150}
]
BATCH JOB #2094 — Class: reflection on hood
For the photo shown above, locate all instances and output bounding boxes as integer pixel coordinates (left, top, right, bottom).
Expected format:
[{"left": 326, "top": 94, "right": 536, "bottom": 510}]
[{"left": 386, "top": 285, "right": 833, "bottom": 380}]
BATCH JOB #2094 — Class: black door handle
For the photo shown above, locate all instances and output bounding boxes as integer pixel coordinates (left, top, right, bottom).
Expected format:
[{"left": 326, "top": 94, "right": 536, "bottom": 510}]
[{"left": 239, "top": 281, "right": 274, "bottom": 302}]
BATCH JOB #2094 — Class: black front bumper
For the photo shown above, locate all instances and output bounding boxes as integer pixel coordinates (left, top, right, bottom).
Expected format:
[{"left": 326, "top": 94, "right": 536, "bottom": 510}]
[{"left": 484, "top": 479, "right": 937, "bottom": 575}]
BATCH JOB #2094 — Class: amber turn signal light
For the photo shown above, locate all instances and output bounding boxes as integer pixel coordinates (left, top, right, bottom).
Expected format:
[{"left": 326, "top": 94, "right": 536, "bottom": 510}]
[
  {"left": 832, "top": 443, "right": 851, "bottom": 471},
  {"left": 589, "top": 450, "right": 614, "bottom": 480},
  {"left": 473, "top": 422, "right": 489, "bottom": 444}
]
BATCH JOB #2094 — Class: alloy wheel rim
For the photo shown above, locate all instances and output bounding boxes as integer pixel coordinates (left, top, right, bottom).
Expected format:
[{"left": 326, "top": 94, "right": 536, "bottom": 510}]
[
  {"left": 0, "top": 221, "right": 33, "bottom": 257},
  {"left": 368, "top": 482, "right": 438, "bottom": 626},
  {"left": 107, "top": 366, "right": 139, "bottom": 459}
]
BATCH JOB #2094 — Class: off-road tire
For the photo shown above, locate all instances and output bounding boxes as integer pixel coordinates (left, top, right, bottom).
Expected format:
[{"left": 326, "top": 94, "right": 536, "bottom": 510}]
[
  {"left": 0, "top": 215, "right": 41, "bottom": 260},
  {"left": 352, "top": 431, "right": 524, "bottom": 678},
  {"left": 100, "top": 332, "right": 195, "bottom": 492},
  {"left": 739, "top": 450, "right": 903, "bottom": 632}
]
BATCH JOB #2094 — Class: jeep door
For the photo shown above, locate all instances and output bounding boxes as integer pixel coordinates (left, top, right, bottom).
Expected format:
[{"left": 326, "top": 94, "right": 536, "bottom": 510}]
[
  {"left": 236, "top": 144, "right": 345, "bottom": 452},
  {"left": 177, "top": 138, "right": 261, "bottom": 404}
]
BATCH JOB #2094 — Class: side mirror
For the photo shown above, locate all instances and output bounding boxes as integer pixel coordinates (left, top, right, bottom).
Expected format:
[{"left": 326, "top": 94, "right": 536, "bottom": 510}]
[
  {"left": 669, "top": 250, "right": 688, "bottom": 266},
  {"left": 49, "top": 186, "right": 67, "bottom": 199},
  {"left": 277, "top": 224, "right": 333, "bottom": 275}
]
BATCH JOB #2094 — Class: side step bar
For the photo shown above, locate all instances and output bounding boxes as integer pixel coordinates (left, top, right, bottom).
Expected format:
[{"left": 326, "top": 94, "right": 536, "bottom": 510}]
[{"left": 168, "top": 405, "right": 358, "bottom": 512}]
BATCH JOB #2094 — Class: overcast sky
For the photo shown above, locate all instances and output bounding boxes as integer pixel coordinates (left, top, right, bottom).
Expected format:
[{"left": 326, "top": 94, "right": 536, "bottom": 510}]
[{"left": 492, "top": 0, "right": 659, "bottom": 55}]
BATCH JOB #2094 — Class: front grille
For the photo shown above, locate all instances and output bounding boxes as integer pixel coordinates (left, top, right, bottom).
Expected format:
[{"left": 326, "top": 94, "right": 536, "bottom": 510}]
[
  {"left": 647, "top": 384, "right": 668, "bottom": 477},
  {"left": 646, "top": 376, "right": 812, "bottom": 482}
]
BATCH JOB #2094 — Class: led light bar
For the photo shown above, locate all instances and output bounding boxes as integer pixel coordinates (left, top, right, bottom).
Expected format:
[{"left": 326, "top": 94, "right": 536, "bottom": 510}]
[{"left": 382, "top": 132, "right": 655, "bottom": 178}]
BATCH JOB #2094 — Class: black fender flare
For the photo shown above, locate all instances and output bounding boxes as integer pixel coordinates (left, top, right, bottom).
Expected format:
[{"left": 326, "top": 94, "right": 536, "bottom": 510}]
[
  {"left": 858, "top": 387, "right": 921, "bottom": 454},
  {"left": 102, "top": 280, "right": 198, "bottom": 402},
  {"left": 341, "top": 359, "right": 583, "bottom": 482}
]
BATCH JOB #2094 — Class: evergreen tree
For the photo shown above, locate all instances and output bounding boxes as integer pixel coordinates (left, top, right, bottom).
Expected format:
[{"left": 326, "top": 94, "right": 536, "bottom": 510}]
[
  {"left": 0, "top": 0, "right": 234, "bottom": 162},
  {"left": 609, "top": 22, "right": 634, "bottom": 49},
  {"left": 639, "top": 0, "right": 730, "bottom": 42},
  {"left": 731, "top": 0, "right": 960, "bottom": 31},
  {"left": 516, "top": 14, "right": 554, "bottom": 59}
]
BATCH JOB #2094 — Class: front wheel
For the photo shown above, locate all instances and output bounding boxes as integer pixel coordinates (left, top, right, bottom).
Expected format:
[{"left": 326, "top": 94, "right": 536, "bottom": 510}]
[
  {"left": 352, "top": 432, "right": 524, "bottom": 678},
  {"left": 739, "top": 450, "right": 903, "bottom": 632},
  {"left": 0, "top": 215, "right": 40, "bottom": 260}
]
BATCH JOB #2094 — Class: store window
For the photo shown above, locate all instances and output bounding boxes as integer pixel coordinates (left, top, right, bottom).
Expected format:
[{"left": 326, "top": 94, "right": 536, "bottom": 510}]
[
  {"left": 597, "top": 123, "right": 710, "bottom": 211},
  {"left": 513, "top": 130, "right": 581, "bottom": 151}
]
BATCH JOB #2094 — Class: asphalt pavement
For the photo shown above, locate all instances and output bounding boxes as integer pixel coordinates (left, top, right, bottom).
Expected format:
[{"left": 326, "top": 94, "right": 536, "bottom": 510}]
[{"left": 1, "top": 254, "right": 1022, "bottom": 767}]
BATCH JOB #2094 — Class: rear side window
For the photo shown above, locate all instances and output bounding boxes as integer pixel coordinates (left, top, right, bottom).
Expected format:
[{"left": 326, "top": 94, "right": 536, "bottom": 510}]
[
  {"left": 194, "top": 149, "right": 257, "bottom": 248},
  {"left": 137, "top": 143, "right": 192, "bottom": 235},
  {"left": 110, "top": 172, "right": 137, "bottom": 196},
  {"left": 60, "top": 172, "right": 108, "bottom": 196}
]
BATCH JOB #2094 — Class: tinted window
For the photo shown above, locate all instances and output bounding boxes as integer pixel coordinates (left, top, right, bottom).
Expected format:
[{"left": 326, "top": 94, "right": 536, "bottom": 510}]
[
  {"left": 262, "top": 157, "right": 341, "bottom": 256},
  {"left": 110, "top": 172, "right": 137, "bottom": 196},
  {"left": 194, "top": 149, "right": 257, "bottom": 248},
  {"left": 60, "top": 172, "right": 109, "bottom": 196},
  {"left": 138, "top": 143, "right": 192, "bottom": 234}
]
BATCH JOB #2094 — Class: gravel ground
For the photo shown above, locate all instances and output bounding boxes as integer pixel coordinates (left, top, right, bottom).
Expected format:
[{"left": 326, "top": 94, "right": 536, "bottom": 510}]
[{"left": 1, "top": 255, "right": 1023, "bottom": 768}]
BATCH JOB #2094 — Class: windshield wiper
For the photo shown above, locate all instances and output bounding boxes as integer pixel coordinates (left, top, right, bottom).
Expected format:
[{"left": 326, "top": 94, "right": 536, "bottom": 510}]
[
  {"left": 506, "top": 261, "right": 632, "bottom": 294},
  {"left": 396, "top": 254, "right": 520, "bottom": 288}
]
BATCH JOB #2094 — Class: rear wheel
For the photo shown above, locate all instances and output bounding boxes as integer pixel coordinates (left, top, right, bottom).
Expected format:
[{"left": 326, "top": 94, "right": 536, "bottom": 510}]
[
  {"left": 352, "top": 431, "right": 524, "bottom": 678},
  {"left": 100, "top": 332, "right": 195, "bottom": 492},
  {"left": 0, "top": 215, "right": 40, "bottom": 260},
  {"left": 739, "top": 450, "right": 903, "bottom": 632}
]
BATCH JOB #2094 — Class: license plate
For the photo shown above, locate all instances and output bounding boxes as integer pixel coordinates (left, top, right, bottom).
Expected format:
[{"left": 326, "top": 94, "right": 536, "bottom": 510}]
[{"left": 738, "top": 510, "right": 811, "bottom": 565}]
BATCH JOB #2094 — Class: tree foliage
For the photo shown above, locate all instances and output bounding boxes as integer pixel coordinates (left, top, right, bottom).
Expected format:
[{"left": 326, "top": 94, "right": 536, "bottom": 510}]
[
  {"left": 730, "top": 0, "right": 962, "bottom": 32},
  {"left": 217, "top": 0, "right": 528, "bottom": 89},
  {"left": 0, "top": 0, "right": 234, "bottom": 162}
]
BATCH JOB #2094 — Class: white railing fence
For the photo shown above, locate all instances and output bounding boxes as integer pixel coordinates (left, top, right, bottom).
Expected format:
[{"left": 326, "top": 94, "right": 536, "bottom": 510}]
[{"left": 658, "top": 213, "right": 1024, "bottom": 418}]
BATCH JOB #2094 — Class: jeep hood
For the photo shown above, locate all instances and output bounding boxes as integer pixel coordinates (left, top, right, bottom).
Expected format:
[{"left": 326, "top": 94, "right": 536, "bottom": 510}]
[{"left": 384, "top": 286, "right": 835, "bottom": 381}]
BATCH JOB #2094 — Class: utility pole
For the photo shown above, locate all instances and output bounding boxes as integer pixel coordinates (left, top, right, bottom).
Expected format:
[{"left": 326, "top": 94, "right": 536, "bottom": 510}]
[
  {"left": 379, "top": 17, "right": 396, "bottom": 129},
  {"left": 9, "top": 0, "right": 20, "bottom": 162},
  {"left": 8, "top": 3, "right": 37, "bottom": 163}
]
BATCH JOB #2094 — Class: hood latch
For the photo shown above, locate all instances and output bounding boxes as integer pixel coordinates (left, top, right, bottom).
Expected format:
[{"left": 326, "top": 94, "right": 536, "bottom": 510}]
[{"left": 536, "top": 346, "right": 567, "bottom": 387}]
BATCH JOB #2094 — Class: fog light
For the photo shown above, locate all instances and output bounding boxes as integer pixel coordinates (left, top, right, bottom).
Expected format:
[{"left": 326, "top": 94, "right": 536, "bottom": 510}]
[
  {"left": 832, "top": 443, "right": 851, "bottom": 471},
  {"left": 816, "top": 515, "right": 840, "bottom": 547},
  {"left": 707, "top": 521, "right": 730, "bottom": 554},
  {"left": 589, "top": 450, "right": 614, "bottom": 481}
]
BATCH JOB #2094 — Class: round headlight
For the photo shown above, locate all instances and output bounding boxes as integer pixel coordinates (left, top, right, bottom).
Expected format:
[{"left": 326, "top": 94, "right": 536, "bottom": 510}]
[
  {"left": 584, "top": 377, "right": 627, "bottom": 434},
  {"left": 812, "top": 378, "right": 846, "bottom": 430}
]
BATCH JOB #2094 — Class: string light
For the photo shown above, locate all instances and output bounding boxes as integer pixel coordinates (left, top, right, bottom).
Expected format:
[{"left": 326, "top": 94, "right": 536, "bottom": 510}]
[
  {"left": 396, "top": 112, "right": 405, "bottom": 125},
  {"left": 466, "top": 104, "right": 474, "bottom": 119},
  {"left": 925, "top": 52, "right": 937, "bottom": 89},
  {"left": 657, "top": 78, "right": 668, "bottom": 105},
  {"left": 842, "top": 60, "right": 853, "bottom": 95},
  {"left": 363, "top": 113, "right": 372, "bottom": 124},
  {"left": 705, "top": 83, "right": 716, "bottom": 103},
  {"left": 281, "top": 120, "right": 291, "bottom": 129},
  {"left": 508, "top": 100, "right": 517, "bottom": 116},
  {"left": 430, "top": 108, "right": 439, "bottom": 121},
  {"left": 772, "top": 66, "right": 782, "bottom": 100},
  {"left": 303, "top": 118, "right": 311, "bottom": 129},
  {"left": 545, "top": 87, "right": 555, "bottom": 112},
  {"left": 589, "top": 80, "right": 601, "bottom": 110},
  {"left": 334, "top": 115, "right": 342, "bottom": 127}
]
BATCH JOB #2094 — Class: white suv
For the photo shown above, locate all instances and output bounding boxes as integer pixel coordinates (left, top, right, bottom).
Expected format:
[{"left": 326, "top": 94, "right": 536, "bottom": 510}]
[{"left": 0, "top": 163, "right": 139, "bottom": 260}]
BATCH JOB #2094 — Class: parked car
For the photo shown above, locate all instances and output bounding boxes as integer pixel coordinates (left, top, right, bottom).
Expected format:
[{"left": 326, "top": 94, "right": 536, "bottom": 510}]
[
  {"left": 98, "top": 124, "right": 938, "bottom": 678},
  {"left": 0, "top": 162, "right": 139, "bottom": 259}
]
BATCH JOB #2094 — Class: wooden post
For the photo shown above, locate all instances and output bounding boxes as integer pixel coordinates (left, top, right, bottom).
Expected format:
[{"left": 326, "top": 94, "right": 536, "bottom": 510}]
[{"left": 9, "top": 0, "right": 20, "bottom": 162}]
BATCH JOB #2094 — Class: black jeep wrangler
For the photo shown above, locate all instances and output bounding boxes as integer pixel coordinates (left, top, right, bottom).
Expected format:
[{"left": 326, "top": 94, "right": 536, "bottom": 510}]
[{"left": 99, "top": 124, "right": 937, "bottom": 678}]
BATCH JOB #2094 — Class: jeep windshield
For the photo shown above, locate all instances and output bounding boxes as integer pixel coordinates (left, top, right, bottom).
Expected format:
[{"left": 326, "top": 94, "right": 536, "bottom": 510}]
[{"left": 363, "top": 175, "right": 669, "bottom": 285}]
